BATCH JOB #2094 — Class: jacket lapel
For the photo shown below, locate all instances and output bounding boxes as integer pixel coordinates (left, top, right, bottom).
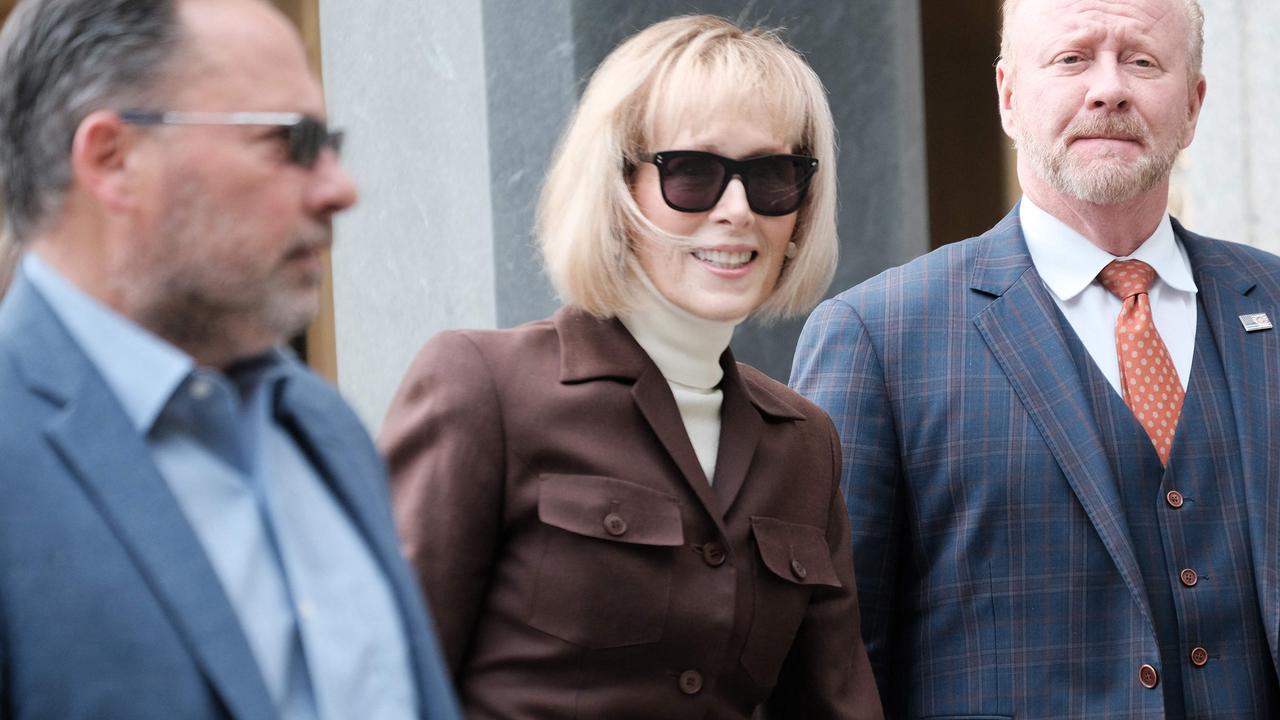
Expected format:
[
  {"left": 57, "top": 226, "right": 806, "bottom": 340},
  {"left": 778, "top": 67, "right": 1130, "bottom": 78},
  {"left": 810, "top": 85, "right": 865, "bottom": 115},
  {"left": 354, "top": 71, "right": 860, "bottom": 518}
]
[
  {"left": 7, "top": 278, "right": 275, "bottom": 719},
  {"left": 1180, "top": 226, "right": 1280, "bottom": 671},
  {"left": 629, "top": 364, "right": 721, "bottom": 506},
  {"left": 711, "top": 355, "right": 807, "bottom": 516},
  {"left": 274, "top": 376, "right": 459, "bottom": 715},
  {"left": 969, "top": 211, "right": 1153, "bottom": 629},
  {"left": 274, "top": 377, "right": 393, "bottom": 567},
  {"left": 556, "top": 308, "right": 725, "bottom": 531},
  {"left": 706, "top": 353, "right": 762, "bottom": 516}
]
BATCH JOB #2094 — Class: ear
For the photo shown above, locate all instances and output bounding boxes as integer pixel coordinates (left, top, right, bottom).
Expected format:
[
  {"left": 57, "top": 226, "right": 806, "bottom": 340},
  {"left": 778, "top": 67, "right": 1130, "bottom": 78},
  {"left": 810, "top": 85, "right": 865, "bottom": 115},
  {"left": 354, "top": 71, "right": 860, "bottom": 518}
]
[
  {"left": 1180, "top": 74, "right": 1207, "bottom": 149},
  {"left": 69, "top": 110, "right": 143, "bottom": 213},
  {"left": 996, "top": 61, "right": 1017, "bottom": 140}
]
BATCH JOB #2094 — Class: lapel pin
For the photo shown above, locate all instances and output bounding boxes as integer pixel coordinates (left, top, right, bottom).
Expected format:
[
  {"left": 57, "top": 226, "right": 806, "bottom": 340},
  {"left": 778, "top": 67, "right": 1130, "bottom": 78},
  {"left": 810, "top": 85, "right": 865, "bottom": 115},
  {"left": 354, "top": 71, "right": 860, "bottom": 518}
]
[{"left": 1239, "top": 313, "right": 1274, "bottom": 332}]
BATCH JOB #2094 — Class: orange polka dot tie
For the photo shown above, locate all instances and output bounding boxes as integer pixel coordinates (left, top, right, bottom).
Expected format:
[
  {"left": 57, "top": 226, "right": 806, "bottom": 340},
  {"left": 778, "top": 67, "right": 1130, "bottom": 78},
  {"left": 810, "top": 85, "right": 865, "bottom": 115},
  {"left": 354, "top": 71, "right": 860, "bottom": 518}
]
[{"left": 1096, "top": 259, "right": 1184, "bottom": 465}]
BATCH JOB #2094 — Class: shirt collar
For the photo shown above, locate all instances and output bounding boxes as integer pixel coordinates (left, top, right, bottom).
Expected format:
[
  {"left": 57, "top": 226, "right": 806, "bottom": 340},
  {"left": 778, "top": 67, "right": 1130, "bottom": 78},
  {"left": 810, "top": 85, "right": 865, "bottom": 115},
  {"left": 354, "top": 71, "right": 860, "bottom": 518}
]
[
  {"left": 23, "top": 252, "right": 193, "bottom": 434},
  {"left": 1020, "top": 195, "right": 1198, "bottom": 302}
]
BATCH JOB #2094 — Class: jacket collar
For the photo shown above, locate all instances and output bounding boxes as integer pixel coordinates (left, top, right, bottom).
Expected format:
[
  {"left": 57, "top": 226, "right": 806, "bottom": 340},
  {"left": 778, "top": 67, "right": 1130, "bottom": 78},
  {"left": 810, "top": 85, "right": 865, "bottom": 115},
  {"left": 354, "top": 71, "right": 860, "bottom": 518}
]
[{"left": 553, "top": 305, "right": 804, "bottom": 420}]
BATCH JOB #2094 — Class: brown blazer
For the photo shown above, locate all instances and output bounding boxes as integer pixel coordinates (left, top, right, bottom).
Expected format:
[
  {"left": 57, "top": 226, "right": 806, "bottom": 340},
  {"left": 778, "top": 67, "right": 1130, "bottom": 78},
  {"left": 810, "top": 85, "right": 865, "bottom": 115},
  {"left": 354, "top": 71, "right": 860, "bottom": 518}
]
[{"left": 380, "top": 307, "right": 882, "bottom": 720}]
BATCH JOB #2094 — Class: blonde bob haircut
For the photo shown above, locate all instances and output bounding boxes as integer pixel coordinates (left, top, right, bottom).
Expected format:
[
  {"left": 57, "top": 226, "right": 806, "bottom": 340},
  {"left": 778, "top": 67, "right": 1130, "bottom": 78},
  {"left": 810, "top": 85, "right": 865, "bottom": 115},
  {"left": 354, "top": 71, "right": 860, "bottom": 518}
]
[{"left": 537, "top": 14, "right": 838, "bottom": 322}]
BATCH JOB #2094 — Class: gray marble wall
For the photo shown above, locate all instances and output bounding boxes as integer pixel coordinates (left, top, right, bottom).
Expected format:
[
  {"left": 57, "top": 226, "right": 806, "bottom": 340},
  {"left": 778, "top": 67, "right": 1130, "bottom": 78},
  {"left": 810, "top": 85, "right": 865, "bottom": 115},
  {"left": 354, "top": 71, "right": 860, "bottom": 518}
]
[
  {"left": 1179, "top": 0, "right": 1280, "bottom": 255},
  {"left": 322, "top": 0, "right": 929, "bottom": 429}
]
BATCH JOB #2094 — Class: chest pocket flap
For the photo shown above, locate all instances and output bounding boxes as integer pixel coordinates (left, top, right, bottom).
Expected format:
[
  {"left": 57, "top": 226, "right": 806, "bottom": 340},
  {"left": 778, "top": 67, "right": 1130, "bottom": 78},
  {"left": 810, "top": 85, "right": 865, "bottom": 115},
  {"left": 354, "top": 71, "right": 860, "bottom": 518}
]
[
  {"left": 750, "top": 516, "right": 841, "bottom": 587},
  {"left": 538, "top": 474, "right": 684, "bottom": 546}
]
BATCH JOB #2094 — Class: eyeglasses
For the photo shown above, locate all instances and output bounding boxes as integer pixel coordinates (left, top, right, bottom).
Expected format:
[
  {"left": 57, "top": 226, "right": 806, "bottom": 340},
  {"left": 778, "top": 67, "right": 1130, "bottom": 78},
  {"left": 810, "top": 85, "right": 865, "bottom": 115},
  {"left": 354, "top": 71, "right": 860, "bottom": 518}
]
[
  {"left": 118, "top": 111, "right": 344, "bottom": 168},
  {"left": 639, "top": 150, "right": 818, "bottom": 216}
]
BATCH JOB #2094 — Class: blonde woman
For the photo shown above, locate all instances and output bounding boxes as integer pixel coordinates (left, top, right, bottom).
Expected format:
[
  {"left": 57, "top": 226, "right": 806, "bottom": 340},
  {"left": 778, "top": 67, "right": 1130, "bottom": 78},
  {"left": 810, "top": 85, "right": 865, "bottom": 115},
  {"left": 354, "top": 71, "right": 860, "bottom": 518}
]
[{"left": 381, "top": 15, "right": 882, "bottom": 719}]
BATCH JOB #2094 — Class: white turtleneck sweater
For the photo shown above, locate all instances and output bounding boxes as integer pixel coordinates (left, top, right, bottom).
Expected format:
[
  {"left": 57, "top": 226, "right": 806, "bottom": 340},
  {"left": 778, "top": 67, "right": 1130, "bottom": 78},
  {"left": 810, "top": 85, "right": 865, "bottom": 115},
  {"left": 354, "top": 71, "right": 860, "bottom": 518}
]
[{"left": 619, "top": 277, "right": 740, "bottom": 485}]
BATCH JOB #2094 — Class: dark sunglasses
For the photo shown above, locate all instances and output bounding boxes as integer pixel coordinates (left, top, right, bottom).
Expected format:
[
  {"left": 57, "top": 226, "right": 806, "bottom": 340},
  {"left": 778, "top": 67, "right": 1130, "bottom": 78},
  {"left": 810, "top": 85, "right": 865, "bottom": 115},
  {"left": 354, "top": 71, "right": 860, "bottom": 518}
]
[
  {"left": 639, "top": 150, "right": 818, "bottom": 216},
  {"left": 118, "top": 111, "right": 344, "bottom": 168}
]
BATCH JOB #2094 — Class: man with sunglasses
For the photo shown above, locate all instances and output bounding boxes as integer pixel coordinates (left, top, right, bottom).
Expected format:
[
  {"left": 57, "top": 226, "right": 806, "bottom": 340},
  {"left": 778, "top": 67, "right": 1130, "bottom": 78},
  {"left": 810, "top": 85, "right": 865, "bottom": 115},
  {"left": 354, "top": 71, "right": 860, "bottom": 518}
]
[
  {"left": 0, "top": 0, "right": 458, "bottom": 718},
  {"left": 793, "top": 0, "right": 1280, "bottom": 717}
]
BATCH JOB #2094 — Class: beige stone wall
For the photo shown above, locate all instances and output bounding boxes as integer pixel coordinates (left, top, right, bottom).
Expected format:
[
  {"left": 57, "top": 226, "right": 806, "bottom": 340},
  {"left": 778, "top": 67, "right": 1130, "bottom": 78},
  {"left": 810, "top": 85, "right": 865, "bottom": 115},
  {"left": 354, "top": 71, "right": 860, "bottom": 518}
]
[{"left": 1181, "top": 0, "right": 1280, "bottom": 255}]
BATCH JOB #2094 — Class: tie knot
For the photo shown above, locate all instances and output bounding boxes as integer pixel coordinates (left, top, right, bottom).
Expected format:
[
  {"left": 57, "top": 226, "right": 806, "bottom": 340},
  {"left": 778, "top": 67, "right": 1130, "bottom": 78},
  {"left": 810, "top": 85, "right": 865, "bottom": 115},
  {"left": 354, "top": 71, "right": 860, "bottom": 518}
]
[{"left": 1097, "top": 259, "right": 1156, "bottom": 300}]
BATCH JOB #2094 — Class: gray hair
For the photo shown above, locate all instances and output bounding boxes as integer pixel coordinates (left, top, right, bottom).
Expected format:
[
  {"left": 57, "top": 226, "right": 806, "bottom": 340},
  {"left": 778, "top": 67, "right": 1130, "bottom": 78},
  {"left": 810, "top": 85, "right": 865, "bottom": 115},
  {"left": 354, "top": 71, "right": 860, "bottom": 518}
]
[
  {"left": 0, "top": 0, "right": 185, "bottom": 241},
  {"left": 999, "top": 0, "right": 1204, "bottom": 80}
]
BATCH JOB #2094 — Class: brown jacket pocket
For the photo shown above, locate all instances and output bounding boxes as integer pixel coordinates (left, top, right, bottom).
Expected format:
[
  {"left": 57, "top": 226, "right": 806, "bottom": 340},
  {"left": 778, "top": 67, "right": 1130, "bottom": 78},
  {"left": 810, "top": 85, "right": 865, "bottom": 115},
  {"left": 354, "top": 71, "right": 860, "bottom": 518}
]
[
  {"left": 741, "top": 516, "right": 842, "bottom": 686},
  {"left": 750, "top": 516, "right": 842, "bottom": 588},
  {"left": 528, "top": 474, "right": 684, "bottom": 648}
]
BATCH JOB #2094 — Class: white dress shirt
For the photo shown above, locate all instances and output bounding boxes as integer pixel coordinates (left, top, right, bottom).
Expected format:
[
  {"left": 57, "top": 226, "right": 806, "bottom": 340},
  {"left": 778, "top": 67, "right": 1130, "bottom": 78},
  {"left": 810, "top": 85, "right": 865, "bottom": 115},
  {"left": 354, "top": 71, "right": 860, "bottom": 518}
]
[{"left": 1020, "top": 196, "right": 1198, "bottom": 396}]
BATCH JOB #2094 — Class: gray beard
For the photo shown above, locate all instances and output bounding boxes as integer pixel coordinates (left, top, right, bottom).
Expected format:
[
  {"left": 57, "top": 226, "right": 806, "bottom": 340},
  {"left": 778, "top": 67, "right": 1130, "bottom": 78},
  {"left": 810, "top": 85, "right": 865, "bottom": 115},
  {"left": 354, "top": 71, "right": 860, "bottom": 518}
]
[{"left": 1018, "top": 114, "right": 1180, "bottom": 205}]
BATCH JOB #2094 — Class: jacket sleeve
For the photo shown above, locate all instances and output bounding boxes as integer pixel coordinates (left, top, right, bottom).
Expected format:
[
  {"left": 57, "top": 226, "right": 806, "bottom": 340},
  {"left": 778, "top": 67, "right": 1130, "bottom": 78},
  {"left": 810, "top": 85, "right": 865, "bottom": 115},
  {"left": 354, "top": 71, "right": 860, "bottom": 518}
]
[
  {"left": 378, "top": 331, "right": 506, "bottom": 678},
  {"left": 789, "top": 297, "right": 903, "bottom": 711}
]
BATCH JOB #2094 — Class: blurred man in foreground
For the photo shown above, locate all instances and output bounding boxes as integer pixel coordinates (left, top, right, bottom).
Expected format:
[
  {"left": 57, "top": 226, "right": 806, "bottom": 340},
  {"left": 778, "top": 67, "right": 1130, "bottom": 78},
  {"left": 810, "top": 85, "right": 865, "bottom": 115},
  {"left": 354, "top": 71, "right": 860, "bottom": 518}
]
[{"left": 0, "top": 0, "right": 458, "bottom": 717}]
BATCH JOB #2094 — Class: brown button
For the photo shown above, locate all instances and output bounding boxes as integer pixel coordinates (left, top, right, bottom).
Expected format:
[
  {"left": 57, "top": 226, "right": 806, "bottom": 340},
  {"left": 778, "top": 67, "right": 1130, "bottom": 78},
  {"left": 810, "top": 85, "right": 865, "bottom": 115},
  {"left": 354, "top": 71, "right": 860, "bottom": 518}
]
[
  {"left": 790, "top": 558, "right": 807, "bottom": 580},
  {"left": 602, "top": 513, "right": 627, "bottom": 536},
  {"left": 1180, "top": 568, "right": 1198, "bottom": 587},
  {"left": 1190, "top": 646, "right": 1208, "bottom": 667},
  {"left": 678, "top": 669, "right": 703, "bottom": 695},
  {"left": 701, "top": 542, "right": 726, "bottom": 567},
  {"left": 1139, "top": 663, "right": 1159, "bottom": 689},
  {"left": 1166, "top": 490, "right": 1184, "bottom": 508}
]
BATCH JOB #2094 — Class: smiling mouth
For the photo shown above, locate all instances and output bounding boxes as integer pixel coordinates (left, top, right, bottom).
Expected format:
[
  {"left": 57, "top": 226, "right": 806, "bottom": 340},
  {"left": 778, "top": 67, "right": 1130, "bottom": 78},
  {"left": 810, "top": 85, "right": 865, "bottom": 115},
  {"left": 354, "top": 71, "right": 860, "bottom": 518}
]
[{"left": 693, "top": 249, "right": 755, "bottom": 269}]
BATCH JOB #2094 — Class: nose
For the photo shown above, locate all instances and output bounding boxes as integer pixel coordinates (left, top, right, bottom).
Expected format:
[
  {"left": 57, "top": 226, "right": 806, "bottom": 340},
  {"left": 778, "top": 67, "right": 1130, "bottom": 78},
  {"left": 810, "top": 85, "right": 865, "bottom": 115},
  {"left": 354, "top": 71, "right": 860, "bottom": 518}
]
[
  {"left": 710, "top": 176, "right": 754, "bottom": 227},
  {"left": 1084, "top": 57, "right": 1131, "bottom": 112},
  {"left": 305, "top": 148, "right": 359, "bottom": 216}
]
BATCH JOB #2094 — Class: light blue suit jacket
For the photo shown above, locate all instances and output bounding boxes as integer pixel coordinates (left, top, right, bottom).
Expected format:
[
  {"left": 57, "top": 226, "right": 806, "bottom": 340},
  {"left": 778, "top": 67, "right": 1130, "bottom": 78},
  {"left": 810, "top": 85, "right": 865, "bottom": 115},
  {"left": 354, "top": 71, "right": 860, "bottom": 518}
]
[
  {"left": 0, "top": 273, "right": 460, "bottom": 719},
  {"left": 791, "top": 208, "right": 1280, "bottom": 718}
]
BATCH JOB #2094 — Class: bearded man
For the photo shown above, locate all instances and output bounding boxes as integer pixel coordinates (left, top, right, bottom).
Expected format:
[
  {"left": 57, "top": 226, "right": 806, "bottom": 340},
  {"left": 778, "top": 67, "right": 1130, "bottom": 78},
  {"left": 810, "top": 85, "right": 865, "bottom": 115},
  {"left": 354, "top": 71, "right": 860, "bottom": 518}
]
[
  {"left": 0, "top": 0, "right": 458, "bottom": 717},
  {"left": 791, "top": 0, "right": 1280, "bottom": 717}
]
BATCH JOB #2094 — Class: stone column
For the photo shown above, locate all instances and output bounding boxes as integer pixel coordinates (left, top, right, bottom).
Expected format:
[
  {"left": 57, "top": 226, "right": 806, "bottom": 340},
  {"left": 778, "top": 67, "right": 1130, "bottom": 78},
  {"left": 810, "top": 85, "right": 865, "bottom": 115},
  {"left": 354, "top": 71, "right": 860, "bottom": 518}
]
[
  {"left": 1179, "top": 0, "right": 1280, "bottom": 254},
  {"left": 321, "top": 0, "right": 928, "bottom": 429}
]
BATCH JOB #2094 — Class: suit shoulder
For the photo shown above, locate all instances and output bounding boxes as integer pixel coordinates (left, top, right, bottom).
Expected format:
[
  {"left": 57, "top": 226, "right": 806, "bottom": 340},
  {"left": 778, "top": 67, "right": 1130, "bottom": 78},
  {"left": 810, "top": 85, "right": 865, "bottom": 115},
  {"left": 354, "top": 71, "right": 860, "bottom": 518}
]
[
  {"left": 1178, "top": 224, "right": 1280, "bottom": 293},
  {"left": 828, "top": 236, "right": 982, "bottom": 314},
  {"left": 389, "top": 315, "right": 563, "bottom": 423},
  {"left": 282, "top": 360, "right": 377, "bottom": 437},
  {"left": 415, "top": 316, "right": 558, "bottom": 375}
]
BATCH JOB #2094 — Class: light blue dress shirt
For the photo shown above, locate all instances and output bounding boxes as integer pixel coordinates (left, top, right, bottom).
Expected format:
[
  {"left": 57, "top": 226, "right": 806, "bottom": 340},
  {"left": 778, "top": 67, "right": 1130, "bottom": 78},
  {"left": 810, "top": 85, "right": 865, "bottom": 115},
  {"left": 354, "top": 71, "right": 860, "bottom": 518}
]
[{"left": 23, "top": 254, "right": 419, "bottom": 720}]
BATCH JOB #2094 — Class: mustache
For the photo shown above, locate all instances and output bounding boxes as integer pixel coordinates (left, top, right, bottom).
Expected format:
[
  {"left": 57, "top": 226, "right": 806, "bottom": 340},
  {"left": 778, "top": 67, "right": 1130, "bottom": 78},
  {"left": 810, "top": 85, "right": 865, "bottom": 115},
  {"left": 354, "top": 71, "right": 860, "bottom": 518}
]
[
  {"left": 287, "top": 226, "right": 333, "bottom": 255},
  {"left": 1064, "top": 114, "right": 1150, "bottom": 144}
]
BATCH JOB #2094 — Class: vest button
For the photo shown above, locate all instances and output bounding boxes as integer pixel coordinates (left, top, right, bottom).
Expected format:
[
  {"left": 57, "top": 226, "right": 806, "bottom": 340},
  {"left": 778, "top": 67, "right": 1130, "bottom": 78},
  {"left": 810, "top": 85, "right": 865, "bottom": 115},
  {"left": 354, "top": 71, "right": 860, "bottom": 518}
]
[
  {"left": 1139, "top": 663, "right": 1159, "bottom": 689},
  {"left": 602, "top": 513, "right": 627, "bottom": 537},
  {"left": 1180, "top": 568, "right": 1198, "bottom": 587},
  {"left": 1190, "top": 646, "right": 1209, "bottom": 667},
  {"left": 678, "top": 669, "right": 703, "bottom": 695},
  {"left": 701, "top": 542, "right": 726, "bottom": 567},
  {"left": 1166, "top": 490, "right": 1184, "bottom": 508}
]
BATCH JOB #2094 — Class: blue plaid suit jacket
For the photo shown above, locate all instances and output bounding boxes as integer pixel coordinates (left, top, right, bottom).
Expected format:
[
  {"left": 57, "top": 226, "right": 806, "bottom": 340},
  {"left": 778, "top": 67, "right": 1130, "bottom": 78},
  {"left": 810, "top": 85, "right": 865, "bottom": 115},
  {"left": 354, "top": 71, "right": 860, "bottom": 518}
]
[{"left": 790, "top": 207, "right": 1280, "bottom": 718}]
